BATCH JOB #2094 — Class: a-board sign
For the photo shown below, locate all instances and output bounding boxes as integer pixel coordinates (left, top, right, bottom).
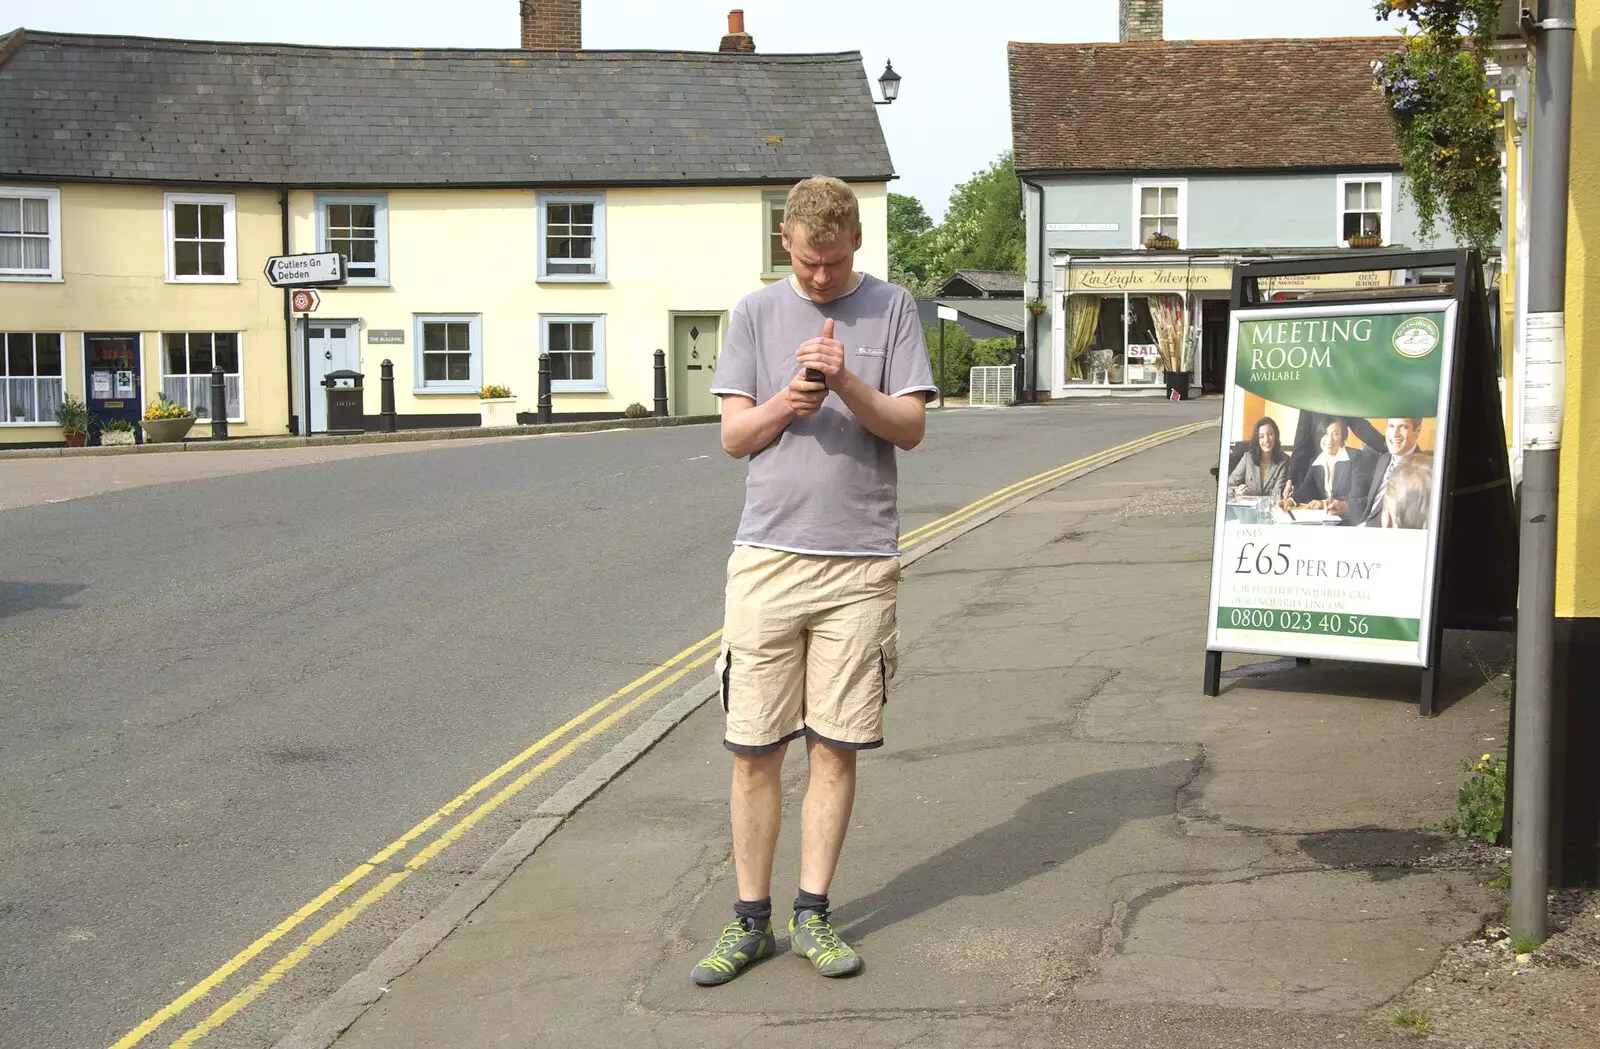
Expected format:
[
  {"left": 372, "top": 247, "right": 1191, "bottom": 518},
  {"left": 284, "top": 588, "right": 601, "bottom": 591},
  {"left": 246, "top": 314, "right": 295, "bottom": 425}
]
[
  {"left": 264, "top": 252, "right": 345, "bottom": 288},
  {"left": 1206, "top": 299, "right": 1459, "bottom": 667},
  {"left": 1203, "top": 250, "right": 1516, "bottom": 715}
]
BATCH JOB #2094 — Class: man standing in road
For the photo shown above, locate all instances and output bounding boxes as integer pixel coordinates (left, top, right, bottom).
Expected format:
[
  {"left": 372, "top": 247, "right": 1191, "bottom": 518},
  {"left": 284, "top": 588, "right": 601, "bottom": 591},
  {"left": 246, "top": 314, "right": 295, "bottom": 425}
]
[{"left": 691, "top": 176, "right": 937, "bottom": 986}]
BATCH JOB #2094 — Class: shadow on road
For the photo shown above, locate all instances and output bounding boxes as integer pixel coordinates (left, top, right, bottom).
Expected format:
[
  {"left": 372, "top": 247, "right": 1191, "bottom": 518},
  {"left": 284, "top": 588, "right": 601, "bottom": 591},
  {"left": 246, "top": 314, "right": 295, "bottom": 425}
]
[
  {"left": 836, "top": 758, "right": 1198, "bottom": 944},
  {"left": 0, "top": 581, "right": 87, "bottom": 617}
]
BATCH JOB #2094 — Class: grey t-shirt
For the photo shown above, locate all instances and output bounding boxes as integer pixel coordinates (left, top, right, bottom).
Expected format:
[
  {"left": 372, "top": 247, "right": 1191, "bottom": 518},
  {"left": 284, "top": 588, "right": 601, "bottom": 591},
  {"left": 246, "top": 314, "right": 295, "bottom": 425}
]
[{"left": 711, "top": 274, "right": 937, "bottom": 557}]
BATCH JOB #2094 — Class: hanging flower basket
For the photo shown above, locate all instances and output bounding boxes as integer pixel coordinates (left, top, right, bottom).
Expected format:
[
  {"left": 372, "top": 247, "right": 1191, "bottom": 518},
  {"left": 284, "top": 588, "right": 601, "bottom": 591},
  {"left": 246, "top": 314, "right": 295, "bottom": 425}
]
[
  {"left": 1145, "top": 233, "right": 1179, "bottom": 251},
  {"left": 1371, "top": 0, "right": 1503, "bottom": 250},
  {"left": 1025, "top": 299, "right": 1048, "bottom": 316}
]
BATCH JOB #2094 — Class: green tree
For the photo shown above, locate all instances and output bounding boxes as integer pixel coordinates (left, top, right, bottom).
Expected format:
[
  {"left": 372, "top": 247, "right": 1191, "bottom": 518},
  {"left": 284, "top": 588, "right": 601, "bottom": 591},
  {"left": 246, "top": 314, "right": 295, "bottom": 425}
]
[
  {"left": 922, "top": 320, "right": 1015, "bottom": 397},
  {"left": 888, "top": 192, "right": 937, "bottom": 296},
  {"left": 930, "top": 152, "right": 1026, "bottom": 281}
]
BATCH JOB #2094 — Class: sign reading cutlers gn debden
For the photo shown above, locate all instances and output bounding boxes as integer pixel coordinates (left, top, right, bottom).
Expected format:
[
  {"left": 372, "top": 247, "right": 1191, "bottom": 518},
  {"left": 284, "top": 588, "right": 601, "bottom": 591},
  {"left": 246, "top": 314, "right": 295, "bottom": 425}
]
[{"left": 1206, "top": 300, "right": 1459, "bottom": 668}]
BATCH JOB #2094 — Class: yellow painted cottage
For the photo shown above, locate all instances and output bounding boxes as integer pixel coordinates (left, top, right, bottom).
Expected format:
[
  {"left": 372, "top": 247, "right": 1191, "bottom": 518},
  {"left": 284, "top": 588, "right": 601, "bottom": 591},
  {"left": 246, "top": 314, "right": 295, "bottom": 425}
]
[{"left": 0, "top": 5, "right": 892, "bottom": 445}]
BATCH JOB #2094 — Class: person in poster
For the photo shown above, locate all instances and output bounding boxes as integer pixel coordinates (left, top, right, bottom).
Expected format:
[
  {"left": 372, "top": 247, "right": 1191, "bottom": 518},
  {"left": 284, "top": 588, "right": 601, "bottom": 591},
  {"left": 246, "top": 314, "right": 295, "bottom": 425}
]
[
  {"left": 1358, "top": 417, "right": 1433, "bottom": 527},
  {"left": 1280, "top": 418, "right": 1370, "bottom": 524},
  {"left": 1227, "top": 416, "right": 1291, "bottom": 501}
]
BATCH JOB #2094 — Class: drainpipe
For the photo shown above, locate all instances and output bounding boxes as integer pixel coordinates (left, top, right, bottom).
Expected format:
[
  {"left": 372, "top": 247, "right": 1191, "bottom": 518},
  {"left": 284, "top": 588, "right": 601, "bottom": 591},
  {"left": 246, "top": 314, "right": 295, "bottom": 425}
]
[
  {"left": 1020, "top": 176, "right": 1046, "bottom": 402},
  {"left": 1511, "top": 0, "right": 1575, "bottom": 945},
  {"left": 279, "top": 187, "right": 295, "bottom": 434}
]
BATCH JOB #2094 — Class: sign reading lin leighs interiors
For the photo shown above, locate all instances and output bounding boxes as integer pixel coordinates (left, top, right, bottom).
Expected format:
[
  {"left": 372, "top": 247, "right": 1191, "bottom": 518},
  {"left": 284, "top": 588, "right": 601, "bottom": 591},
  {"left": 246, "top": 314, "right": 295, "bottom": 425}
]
[{"left": 1205, "top": 299, "right": 1459, "bottom": 668}]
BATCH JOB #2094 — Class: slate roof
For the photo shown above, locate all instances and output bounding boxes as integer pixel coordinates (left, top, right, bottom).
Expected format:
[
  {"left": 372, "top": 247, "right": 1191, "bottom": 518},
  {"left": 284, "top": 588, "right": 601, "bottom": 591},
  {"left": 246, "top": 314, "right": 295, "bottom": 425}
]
[
  {"left": 940, "top": 269, "right": 1024, "bottom": 296},
  {"left": 936, "top": 298, "right": 1024, "bottom": 335},
  {"left": 0, "top": 29, "right": 894, "bottom": 187},
  {"left": 1008, "top": 37, "right": 1402, "bottom": 175}
]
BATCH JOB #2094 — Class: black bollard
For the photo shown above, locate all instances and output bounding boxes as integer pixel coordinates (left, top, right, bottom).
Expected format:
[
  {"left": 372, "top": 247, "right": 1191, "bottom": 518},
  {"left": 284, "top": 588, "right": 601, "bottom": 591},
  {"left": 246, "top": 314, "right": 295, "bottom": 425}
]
[
  {"left": 537, "top": 352, "right": 553, "bottom": 424},
  {"left": 209, "top": 366, "right": 228, "bottom": 440},
  {"left": 653, "top": 349, "right": 668, "bottom": 417},
  {"left": 1013, "top": 344, "right": 1027, "bottom": 405},
  {"left": 379, "top": 359, "right": 397, "bottom": 432}
]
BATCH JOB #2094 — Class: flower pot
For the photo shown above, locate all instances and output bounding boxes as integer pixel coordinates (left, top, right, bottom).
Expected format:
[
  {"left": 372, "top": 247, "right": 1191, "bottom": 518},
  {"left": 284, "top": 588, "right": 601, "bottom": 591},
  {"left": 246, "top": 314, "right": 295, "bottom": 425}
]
[
  {"left": 101, "top": 430, "right": 136, "bottom": 447},
  {"left": 64, "top": 432, "right": 88, "bottom": 448},
  {"left": 480, "top": 396, "right": 518, "bottom": 427},
  {"left": 1163, "top": 370, "right": 1192, "bottom": 400},
  {"left": 1145, "top": 236, "right": 1179, "bottom": 251},
  {"left": 142, "top": 416, "right": 196, "bottom": 443}
]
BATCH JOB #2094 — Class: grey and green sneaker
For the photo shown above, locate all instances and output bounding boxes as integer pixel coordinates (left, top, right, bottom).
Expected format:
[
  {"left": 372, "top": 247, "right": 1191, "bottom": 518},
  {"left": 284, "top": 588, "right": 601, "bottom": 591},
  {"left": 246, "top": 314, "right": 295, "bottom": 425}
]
[
  {"left": 788, "top": 909, "right": 864, "bottom": 977},
  {"left": 691, "top": 918, "right": 775, "bottom": 986}
]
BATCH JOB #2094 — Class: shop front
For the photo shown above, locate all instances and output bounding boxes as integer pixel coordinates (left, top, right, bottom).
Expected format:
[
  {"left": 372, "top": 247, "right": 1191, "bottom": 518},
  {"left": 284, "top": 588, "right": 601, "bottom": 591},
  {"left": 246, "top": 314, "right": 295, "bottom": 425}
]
[
  {"left": 1050, "top": 259, "right": 1405, "bottom": 398},
  {"left": 1051, "top": 261, "right": 1230, "bottom": 397}
]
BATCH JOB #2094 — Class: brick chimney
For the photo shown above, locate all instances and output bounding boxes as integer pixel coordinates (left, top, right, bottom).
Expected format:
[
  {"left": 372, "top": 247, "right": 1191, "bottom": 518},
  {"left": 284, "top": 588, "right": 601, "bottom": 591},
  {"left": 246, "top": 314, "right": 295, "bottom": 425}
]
[
  {"left": 520, "top": 0, "right": 580, "bottom": 50},
  {"left": 719, "top": 9, "right": 756, "bottom": 53},
  {"left": 1118, "top": 0, "right": 1162, "bottom": 43}
]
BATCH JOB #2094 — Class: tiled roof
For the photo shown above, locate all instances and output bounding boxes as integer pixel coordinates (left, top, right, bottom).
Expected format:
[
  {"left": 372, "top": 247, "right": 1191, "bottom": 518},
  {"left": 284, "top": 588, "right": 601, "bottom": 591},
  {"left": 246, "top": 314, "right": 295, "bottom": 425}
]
[
  {"left": 1008, "top": 37, "right": 1403, "bottom": 174},
  {"left": 942, "top": 269, "right": 1025, "bottom": 295},
  {"left": 0, "top": 29, "right": 894, "bottom": 186}
]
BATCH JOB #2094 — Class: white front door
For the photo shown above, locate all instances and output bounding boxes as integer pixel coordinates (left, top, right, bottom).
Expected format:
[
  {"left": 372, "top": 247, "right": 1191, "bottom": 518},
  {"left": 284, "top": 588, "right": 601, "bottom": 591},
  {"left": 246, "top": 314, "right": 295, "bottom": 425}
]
[{"left": 305, "top": 322, "right": 359, "bottom": 433}]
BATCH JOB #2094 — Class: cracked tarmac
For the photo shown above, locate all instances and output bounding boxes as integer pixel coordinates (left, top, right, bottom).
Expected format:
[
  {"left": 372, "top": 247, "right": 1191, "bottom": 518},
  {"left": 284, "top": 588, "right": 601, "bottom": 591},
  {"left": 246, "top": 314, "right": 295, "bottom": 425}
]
[{"left": 327, "top": 433, "right": 1519, "bottom": 1049}]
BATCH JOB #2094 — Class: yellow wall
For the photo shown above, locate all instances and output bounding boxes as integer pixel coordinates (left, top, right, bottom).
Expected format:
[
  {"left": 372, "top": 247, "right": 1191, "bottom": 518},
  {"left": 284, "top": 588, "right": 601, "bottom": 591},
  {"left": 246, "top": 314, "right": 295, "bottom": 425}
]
[
  {"left": 0, "top": 183, "right": 289, "bottom": 439},
  {"left": 291, "top": 183, "right": 890, "bottom": 419},
  {"left": 1557, "top": 0, "right": 1600, "bottom": 617}
]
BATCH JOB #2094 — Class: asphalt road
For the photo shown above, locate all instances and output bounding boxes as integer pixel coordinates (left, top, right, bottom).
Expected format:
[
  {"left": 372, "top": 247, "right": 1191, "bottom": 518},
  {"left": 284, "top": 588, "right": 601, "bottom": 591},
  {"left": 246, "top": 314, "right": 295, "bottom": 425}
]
[{"left": 0, "top": 399, "right": 1218, "bottom": 1049}]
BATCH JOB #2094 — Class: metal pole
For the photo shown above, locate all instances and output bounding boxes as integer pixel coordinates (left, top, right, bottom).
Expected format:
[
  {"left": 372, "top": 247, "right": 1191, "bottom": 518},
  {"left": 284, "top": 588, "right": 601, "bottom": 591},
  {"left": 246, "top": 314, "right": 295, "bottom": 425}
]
[
  {"left": 653, "top": 349, "right": 669, "bottom": 417},
  {"left": 1512, "top": 0, "right": 1575, "bottom": 945},
  {"left": 938, "top": 319, "right": 946, "bottom": 407},
  {"left": 537, "top": 352, "right": 553, "bottom": 424},
  {"left": 209, "top": 366, "right": 227, "bottom": 441},
  {"left": 379, "top": 359, "right": 397, "bottom": 432}
]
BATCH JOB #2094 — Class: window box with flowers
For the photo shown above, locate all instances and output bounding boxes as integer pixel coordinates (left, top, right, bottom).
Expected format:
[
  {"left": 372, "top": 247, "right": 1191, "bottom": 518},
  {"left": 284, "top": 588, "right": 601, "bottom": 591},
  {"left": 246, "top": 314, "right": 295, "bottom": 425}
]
[
  {"left": 1347, "top": 235, "right": 1385, "bottom": 249},
  {"left": 143, "top": 394, "right": 196, "bottom": 443},
  {"left": 480, "top": 383, "right": 517, "bottom": 427},
  {"left": 1144, "top": 233, "right": 1179, "bottom": 251}
]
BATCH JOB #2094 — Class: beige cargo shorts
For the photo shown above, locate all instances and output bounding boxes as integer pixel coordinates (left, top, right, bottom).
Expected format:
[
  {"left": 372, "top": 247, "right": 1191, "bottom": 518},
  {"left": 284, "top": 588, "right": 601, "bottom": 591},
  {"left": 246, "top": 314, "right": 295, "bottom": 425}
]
[{"left": 716, "top": 545, "right": 901, "bottom": 754}]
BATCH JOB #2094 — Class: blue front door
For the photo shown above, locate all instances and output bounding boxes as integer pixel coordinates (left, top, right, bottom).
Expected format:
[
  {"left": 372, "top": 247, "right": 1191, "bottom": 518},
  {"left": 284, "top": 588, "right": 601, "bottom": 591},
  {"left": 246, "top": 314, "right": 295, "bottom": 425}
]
[{"left": 84, "top": 333, "right": 143, "bottom": 444}]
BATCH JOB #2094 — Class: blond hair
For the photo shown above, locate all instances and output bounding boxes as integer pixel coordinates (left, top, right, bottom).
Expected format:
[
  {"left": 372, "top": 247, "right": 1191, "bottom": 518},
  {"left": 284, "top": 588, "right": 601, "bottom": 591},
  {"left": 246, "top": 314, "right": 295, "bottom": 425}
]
[
  {"left": 784, "top": 176, "right": 860, "bottom": 246},
  {"left": 1383, "top": 456, "right": 1433, "bottom": 529}
]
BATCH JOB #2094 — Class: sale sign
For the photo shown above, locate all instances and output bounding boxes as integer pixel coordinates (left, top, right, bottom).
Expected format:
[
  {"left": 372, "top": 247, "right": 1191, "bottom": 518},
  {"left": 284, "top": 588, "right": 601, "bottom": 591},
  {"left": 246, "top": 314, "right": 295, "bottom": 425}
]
[{"left": 1206, "top": 299, "right": 1459, "bottom": 666}]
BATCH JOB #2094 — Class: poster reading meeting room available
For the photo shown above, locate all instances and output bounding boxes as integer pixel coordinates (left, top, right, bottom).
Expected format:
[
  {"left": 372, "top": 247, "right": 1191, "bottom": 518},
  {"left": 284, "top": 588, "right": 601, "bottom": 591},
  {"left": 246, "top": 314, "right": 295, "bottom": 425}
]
[{"left": 1206, "top": 299, "right": 1459, "bottom": 667}]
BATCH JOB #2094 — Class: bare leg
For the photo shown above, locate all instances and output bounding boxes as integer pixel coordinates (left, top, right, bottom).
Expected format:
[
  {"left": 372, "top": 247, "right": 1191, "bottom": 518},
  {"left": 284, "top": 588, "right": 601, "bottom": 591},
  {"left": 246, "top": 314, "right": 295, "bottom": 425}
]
[
  {"left": 731, "top": 747, "right": 787, "bottom": 902},
  {"left": 798, "top": 736, "right": 858, "bottom": 896}
]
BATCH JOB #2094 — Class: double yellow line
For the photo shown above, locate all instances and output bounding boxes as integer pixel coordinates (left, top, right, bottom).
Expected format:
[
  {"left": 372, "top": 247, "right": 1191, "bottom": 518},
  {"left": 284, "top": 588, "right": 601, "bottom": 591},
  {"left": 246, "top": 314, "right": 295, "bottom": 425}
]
[
  {"left": 114, "top": 634, "right": 724, "bottom": 1049},
  {"left": 112, "top": 419, "right": 1209, "bottom": 1049},
  {"left": 898, "top": 420, "right": 1213, "bottom": 552}
]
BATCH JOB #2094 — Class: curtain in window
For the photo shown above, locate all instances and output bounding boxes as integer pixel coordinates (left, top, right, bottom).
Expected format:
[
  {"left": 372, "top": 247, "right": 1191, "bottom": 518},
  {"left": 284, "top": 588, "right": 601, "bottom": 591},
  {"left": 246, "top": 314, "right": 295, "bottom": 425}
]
[
  {"left": 163, "top": 375, "right": 241, "bottom": 421},
  {"left": 1066, "top": 296, "right": 1099, "bottom": 380},
  {"left": 0, "top": 197, "right": 50, "bottom": 270}
]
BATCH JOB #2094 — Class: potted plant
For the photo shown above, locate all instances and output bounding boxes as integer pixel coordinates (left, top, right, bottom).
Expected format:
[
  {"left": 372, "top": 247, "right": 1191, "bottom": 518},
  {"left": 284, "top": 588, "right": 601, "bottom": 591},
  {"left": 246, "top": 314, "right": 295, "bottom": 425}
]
[
  {"left": 623, "top": 402, "right": 650, "bottom": 419},
  {"left": 100, "top": 417, "right": 137, "bottom": 447},
  {"left": 1025, "top": 298, "right": 1048, "bottom": 316},
  {"left": 143, "top": 394, "right": 196, "bottom": 443},
  {"left": 1347, "top": 234, "right": 1384, "bottom": 249},
  {"left": 55, "top": 395, "right": 91, "bottom": 447},
  {"left": 1151, "top": 296, "right": 1193, "bottom": 399},
  {"left": 1145, "top": 232, "right": 1179, "bottom": 250},
  {"left": 480, "top": 383, "right": 517, "bottom": 427}
]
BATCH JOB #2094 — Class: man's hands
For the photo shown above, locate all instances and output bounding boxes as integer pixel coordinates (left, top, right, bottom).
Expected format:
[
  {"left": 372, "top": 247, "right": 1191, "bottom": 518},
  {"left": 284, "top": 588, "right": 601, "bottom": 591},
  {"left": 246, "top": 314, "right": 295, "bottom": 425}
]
[
  {"left": 787, "top": 318, "right": 849, "bottom": 418},
  {"left": 797, "top": 318, "right": 849, "bottom": 387}
]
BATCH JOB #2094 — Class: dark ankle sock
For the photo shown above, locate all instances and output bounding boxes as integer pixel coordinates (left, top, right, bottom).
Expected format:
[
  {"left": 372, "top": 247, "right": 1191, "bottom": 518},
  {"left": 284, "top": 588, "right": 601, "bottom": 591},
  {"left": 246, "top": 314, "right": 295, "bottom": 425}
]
[
  {"left": 734, "top": 897, "right": 772, "bottom": 930},
  {"left": 794, "top": 889, "right": 829, "bottom": 919}
]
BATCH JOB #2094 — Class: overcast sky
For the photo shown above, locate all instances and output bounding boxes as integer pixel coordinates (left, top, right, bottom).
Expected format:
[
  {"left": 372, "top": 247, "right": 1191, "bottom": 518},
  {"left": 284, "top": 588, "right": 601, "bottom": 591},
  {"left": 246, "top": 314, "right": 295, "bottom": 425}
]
[{"left": 0, "top": 0, "right": 1398, "bottom": 218}]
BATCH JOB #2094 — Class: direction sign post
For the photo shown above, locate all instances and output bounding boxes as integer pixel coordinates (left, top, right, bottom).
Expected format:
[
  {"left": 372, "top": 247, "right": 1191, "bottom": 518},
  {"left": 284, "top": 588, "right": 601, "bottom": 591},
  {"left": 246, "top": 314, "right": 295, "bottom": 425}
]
[
  {"left": 290, "top": 288, "right": 321, "bottom": 314},
  {"left": 264, "top": 252, "right": 346, "bottom": 288}
]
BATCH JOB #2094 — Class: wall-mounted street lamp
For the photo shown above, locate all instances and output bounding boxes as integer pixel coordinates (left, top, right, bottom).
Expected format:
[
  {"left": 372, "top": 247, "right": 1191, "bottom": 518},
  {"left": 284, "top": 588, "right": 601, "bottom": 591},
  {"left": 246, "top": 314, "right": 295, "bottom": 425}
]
[{"left": 876, "top": 59, "right": 901, "bottom": 105}]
